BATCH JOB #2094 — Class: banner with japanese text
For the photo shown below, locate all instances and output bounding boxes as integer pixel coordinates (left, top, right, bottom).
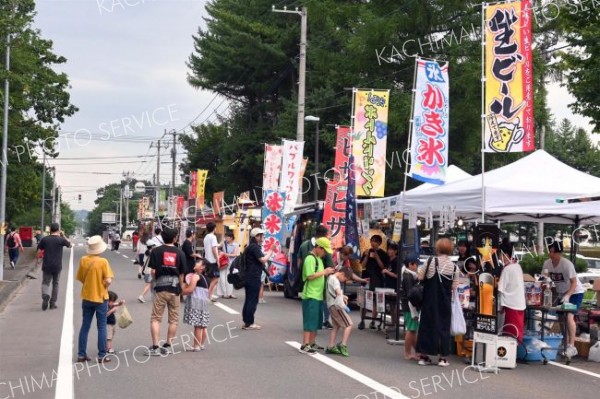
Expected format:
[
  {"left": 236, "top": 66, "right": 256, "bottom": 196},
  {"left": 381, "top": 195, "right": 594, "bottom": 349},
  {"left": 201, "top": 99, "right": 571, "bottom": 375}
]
[
  {"left": 176, "top": 195, "right": 185, "bottom": 219},
  {"left": 345, "top": 154, "right": 360, "bottom": 259},
  {"left": 261, "top": 190, "right": 286, "bottom": 254},
  {"left": 352, "top": 89, "right": 390, "bottom": 197},
  {"left": 263, "top": 144, "right": 283, "bottom": 191},
  {"left": 196, "top": 169, "right": 208, "bottom": 208},
  {"left": 484, "top": 0, "right": 534, "bottom": 153},
  {"left": 322, "top": 126, "right": 351, "bottom": 249},
  {"left": 409, "top": 59, "right": 450, "bottom": 184},
  {"left": 188, "top": 170, "right": 197, "bottom": 200},
  {"left": 158, "top": 190, "right": 167, "bottom": 217},
  {"left": 279, "top": 139, "right": 305, "bottom": 214}
]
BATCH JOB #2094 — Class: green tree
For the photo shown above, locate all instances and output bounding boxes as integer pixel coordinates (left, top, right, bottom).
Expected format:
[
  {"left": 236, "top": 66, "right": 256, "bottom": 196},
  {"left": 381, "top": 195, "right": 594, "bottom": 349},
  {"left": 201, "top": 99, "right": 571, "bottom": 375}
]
[
  {"left": 0, "top": 0, "right": 77, "bottom": 221},
  {"left": 546, "top": 118, "right": 600, "bottom": 176}
]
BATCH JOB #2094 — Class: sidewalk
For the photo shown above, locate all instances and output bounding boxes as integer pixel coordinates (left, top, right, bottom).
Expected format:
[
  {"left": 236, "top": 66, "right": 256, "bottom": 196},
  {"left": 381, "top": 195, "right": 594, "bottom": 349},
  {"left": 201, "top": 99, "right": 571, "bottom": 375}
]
[{"left": 0, "top": 247, "right": 37, "bottom": 313}]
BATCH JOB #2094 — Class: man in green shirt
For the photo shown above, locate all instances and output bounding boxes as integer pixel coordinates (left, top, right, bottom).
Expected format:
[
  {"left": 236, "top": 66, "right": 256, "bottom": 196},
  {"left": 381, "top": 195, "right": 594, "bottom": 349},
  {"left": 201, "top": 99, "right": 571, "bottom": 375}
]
[{"left": 299, "top": 237, "right": 334, "bottom": 354}]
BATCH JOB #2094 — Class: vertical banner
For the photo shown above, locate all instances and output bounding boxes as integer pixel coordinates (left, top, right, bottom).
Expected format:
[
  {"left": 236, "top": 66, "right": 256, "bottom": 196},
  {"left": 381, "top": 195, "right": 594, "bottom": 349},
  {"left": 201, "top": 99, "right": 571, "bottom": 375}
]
[
  {"left": 213, "top": 191, "right": 224, "bottom": 216},
  {"left": 196, "top": 169, "right": 208, "bottom": 208},
  {"left": 261, "top": 190, "right": 287, "bottom": 254},
  {"left": 263, "top": 144, "right": 283, "bottom": 191},
  {"left": 391, "top": 212, "right": 403, "bottom": 242},
  {"left": 176, "top": 195, "right": 185, "bottom": 219},
  {"left": 409, "top": 59, "right": 450, "bottom": 184},
  {"left": 158, "top": 190, "right": 167, "bottom": 217},
  {"left": 188, "top": 170, "right": 197, "bottom": 200},
  {"left": 322, "top": 126, "right": 351, "bottom": 249},
  {"left": 345, "top": 154, "right": 360, "bottom": 258},
  {"left": 484, "top": 0, "right": 534, "bottom": 153},
  {"left": 279, "top": 139, "right": 305, "bottom": 214},
  {"left": 352, "top": 89, "right": 390, "bottom": 197}
]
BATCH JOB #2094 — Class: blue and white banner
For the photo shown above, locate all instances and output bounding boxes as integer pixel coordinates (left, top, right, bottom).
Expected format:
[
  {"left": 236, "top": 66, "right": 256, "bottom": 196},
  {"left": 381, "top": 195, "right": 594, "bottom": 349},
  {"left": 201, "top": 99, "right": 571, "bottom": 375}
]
[
  {"left": 261, "top": 190, "right": 287, "bottom": 254},
  {"left": 345, "top": 155, "right": 360, "bottom": 259},
  {"left": 409, "top": 59, "right": 450, "bottom": 185}
]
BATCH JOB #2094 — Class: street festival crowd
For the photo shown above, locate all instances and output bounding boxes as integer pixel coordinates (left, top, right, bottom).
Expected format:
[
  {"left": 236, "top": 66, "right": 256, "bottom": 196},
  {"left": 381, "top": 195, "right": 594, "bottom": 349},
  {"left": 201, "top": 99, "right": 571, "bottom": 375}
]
[{"left": 29, "top": 221, "right": 587, "bottom": 366}]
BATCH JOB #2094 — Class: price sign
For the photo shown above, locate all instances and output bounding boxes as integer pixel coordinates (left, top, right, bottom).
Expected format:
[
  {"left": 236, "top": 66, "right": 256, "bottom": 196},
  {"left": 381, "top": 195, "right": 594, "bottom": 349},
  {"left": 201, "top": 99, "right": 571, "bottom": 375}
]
[{"left": 475, "top": 313, "right": 498, "bottom": 334}]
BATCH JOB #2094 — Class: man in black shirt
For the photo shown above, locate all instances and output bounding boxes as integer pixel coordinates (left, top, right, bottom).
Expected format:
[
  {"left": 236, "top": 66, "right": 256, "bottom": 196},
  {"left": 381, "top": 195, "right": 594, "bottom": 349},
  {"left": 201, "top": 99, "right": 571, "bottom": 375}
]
[
  {"left": 359, "top": 235, "right": 389, "bottom": 329},
  {"left": 147, "top": 227, "right": 186, "bottom": 356},
  {"left": 37, "top": 223, "right": 72, "bottom": 310},
  {"left": 181, "top": 229, "right": 200, "bottom": 275},
  {"left": 242, "top": 228, "right": 274, "bottom": 330}
]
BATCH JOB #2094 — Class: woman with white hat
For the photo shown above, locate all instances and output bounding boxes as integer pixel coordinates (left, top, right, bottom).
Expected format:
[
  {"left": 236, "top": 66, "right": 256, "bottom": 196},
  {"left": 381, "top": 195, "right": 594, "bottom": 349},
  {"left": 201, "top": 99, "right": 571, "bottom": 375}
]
[{"left": 76, "top": 235, "right": 114, "bottom": 363}]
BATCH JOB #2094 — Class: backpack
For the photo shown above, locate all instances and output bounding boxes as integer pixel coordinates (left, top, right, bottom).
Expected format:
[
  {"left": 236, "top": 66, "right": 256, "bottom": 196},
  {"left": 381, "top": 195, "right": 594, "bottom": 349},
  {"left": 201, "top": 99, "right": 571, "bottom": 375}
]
[
  {"left": 408, "top": 257, "right": 435, "bottom": 309},
  {"left": 6, "top": 233, "right": 15, "bottom": 248},
  {"left": 227, "top": 250, "right": 247, "bottom": 290}
]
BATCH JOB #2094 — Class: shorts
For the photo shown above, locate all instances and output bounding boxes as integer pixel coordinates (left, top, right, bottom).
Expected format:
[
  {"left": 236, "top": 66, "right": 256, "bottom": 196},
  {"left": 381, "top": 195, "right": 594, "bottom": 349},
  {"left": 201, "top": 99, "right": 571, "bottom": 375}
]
[
  {"left": 569, "top": 293, "right": 584, "bottom": 310},
  {"left": 151, "top": 291, "right": 180, "bottom": 325},
  {"left": 208, "top": 263, "right": 220, "bottom": 278},
  {"left": 329, "top": 305, "right": 353, "bottom": 329},
  {"left": 144, "top": 274, "right": 154, "bottom": 284},
  {"left": 302, "top": 299, "right": 323, "bottom": 332},
  {"left": 403, "top": 311, "right": 419, "bottom": 332},
  {"left": 107, "top": 324, "right": 116, "bottom": 340}
]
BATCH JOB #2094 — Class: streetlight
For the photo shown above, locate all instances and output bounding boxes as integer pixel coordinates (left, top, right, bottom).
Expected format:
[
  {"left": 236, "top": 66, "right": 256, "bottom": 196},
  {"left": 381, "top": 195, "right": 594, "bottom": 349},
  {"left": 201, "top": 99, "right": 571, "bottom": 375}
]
[{"left": 304, "top": 115, "right": 320, "bottom": 202}]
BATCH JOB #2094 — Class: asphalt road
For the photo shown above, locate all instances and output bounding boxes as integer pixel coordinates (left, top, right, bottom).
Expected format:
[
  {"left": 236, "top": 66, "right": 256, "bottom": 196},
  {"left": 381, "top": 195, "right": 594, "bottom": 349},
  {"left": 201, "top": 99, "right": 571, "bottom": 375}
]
[{"left": 1, "top": 238, "right": 599, "bottom": 399}]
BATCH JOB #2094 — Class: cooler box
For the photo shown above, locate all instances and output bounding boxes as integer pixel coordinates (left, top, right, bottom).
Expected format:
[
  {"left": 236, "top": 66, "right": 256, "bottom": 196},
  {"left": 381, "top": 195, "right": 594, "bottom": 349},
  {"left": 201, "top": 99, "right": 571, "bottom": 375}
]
[
  {"left": 517, "top": 334, "right": 562, "bottom": 362},
  {"left": 472, "top": 333, "right": 517, "bottom": 369},
  {"left": 19, "top": 227, "right": 33, "bottom": 247}
]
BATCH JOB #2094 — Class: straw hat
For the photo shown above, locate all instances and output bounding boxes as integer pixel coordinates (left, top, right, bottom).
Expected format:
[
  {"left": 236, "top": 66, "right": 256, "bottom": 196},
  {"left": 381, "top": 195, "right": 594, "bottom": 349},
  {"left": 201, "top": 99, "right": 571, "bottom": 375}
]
[{"left": 87, "top": 235, "right": 107, "bottom": 255}]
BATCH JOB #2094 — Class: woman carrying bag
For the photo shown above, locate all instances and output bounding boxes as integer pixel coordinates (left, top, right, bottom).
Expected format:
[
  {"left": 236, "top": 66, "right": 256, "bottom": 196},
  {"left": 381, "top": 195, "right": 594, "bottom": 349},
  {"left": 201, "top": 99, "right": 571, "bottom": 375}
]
[{"left": 416, "top": 238, "right": 459, "bottom": 367}]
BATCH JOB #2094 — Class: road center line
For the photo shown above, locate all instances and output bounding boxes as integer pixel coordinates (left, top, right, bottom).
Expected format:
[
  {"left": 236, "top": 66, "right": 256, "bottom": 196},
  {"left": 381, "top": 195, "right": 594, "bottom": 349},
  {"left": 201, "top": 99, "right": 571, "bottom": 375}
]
[
  {"left": 122, "top": 255, "right": 128, "bottom": 258},
  {"left": 548, "top": 361, "right": 600, "bottom": 379},
  {"left": 285, "top": 341, "right": 408, "bottom": 399},
  {"left": 213, "top": 302, "right": 240, "bottom": 315},
  {"left": 55, "top": 247, "right": 75, "bottom": 399}
]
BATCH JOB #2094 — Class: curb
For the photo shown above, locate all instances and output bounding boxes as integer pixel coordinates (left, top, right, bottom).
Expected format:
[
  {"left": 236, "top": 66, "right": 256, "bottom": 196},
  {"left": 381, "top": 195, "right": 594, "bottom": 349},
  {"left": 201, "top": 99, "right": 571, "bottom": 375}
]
[{"left": 0, "top": 248, "right": 38, "bottom": 314}]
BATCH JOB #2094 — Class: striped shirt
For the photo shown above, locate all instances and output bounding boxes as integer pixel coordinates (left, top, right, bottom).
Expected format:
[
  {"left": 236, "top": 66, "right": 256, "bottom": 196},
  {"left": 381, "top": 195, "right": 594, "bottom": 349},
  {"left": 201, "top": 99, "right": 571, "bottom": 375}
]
[{"left": 418, "top": 255, "right": 459, "bottom": 290}]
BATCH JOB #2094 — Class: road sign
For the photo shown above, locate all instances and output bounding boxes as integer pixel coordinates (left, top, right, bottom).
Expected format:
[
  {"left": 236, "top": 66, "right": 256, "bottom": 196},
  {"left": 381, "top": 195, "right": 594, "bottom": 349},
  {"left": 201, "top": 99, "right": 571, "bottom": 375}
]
[{"left": 102, "top": 212, "right": 116, "bottom": 224}]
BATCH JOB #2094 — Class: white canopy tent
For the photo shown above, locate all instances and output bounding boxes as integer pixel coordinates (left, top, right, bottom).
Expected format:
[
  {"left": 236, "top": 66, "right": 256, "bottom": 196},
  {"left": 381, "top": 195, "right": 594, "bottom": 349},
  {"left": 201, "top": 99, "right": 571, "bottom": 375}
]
[{"left": 400, "top": 150, "right": 600, "bottom": 224}]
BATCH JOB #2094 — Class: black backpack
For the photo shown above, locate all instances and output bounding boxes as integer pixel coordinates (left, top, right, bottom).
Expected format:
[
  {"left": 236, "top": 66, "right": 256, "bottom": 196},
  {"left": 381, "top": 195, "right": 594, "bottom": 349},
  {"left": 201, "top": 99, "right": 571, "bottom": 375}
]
[
  {"left": 408, "top": 257, "right": 435, "bottom": 309},
  {"left": 227, "top": 250, "right": 247, "bottom": 290},
  {"left": 6, "top": 233, "right": 15, "bottom": 248}
]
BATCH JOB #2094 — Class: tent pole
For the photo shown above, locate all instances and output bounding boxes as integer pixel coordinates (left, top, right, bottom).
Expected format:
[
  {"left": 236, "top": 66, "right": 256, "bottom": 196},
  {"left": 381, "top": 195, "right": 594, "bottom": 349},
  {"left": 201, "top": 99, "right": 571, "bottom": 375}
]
[{"left": 480, "top": 3, "right": 487, "bottom": 223}]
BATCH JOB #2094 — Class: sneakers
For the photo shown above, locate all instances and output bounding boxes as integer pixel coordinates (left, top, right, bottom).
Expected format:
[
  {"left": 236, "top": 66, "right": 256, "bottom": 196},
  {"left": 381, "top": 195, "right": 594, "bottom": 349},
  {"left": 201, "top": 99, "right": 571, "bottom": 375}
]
[
  {"left": 299, "top": 344, "right": 317, "bottom": 354},
  {"left": 242, "top": 324, "right": 262, "bottom": 330},
  {"left": 438, "top": 359, "right": 450, "bottom": 367},
  {"left": 259, "top": 298, "right": 267, "bottom": 304},
  {"left": 369, "top": 321, "right": 376, "bottom": 330},
  {"left": 42, "top": 295, "right": 50, "bottom": 311},
  {"left": 138, "top": 296, "right": 145, "bottom": 303},
  {"left": 418, "top": 357, "right": 433, "bottom": 366},
  {"left": 49, "top": 304, "right": 57, "bottom": 310},
  {"left": 146, "top": 346, "right": 161, "bottom": 356},
  {"left": 323, "top": 321, "right": 333, "bottom": 330},
  {"left": 338, "top": 344, "right": 349, "bottom": 357},
  {"left": 97, "top": 356, "right": 112, "bottom": 363},
  {"left": 107, "top": 349, "right": 115, "bottom": 354},
  {"left": 565, "top": 345, "right": 578, "bottom": 358},
  {"left": 10, "top": 260, "right": 15, "bottom": 269},
  {"left": 358, "top": 320, "right": 365, "bottom": 330},
  {"left": 160, "top": 344, "right": 172, "bottom": 355},
  {"left": 310, "top": 343, "right": 324, "bottom": 351},
  {"left": 326, "top": 345, "right": 342, "bottom": 355}
]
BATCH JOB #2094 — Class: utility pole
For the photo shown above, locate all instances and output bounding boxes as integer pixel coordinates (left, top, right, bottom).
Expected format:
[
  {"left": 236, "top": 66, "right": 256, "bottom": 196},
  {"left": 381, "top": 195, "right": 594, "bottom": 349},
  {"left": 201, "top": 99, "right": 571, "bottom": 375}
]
[
  {"left": 40, "top": 150, "right": 47, "bottom": 233},
  {"left": 171, "top": 129, "right": 176, "bottom": 199},
  {"left": 156, "top": 139, "right": 161, "bottom": 217},
  {"left": 272, "top": 6, "right": 307, "bottom": 142},
  {"left": 123, "top": 171, "right": 132, "bottom": 227},
  {"left": 50, "top": 169, "right": 56, "bottom": 223},
  {"left": 119, "top": 187, "right": 123, "bottom": 232},
  {"left": 0, "top": 33, "right": 11, "bottom": 278}
]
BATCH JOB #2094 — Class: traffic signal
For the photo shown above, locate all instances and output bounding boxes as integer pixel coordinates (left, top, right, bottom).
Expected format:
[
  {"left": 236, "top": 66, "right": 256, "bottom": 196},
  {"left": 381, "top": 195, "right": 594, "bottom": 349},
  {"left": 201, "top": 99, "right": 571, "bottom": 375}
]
[{"left": 78, "top": 194, "right": 82, "bottom": 201}]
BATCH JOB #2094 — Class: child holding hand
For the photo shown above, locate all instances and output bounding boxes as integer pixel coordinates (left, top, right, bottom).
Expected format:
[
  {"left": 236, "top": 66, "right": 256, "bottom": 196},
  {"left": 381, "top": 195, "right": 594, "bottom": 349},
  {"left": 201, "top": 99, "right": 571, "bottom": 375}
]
[{"left": 106, "top": 291, "right": 125, "bottom": 354}]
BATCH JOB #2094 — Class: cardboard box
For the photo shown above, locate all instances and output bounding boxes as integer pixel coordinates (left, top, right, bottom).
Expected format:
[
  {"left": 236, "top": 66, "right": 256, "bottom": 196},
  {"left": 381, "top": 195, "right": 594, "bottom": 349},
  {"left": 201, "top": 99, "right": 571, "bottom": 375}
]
[
  {"left": 575, "top": 338, "right": 591, "bottom": 359},
  {"left": 593, "top": 279, "right": 600, "bottom": 291},
  {"left": 523, "top": 273, "right": 537, "bottom": 282}
]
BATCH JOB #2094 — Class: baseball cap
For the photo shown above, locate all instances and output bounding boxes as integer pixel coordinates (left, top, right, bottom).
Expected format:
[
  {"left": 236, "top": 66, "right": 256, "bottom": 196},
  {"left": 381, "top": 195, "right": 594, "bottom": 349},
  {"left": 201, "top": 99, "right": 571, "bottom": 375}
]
[
  {"left": 315, "top": 237, "right": 333, "bottom": 254},
  {"left": 250, "top": 227, "right": 266, "bottom": 238},
  {"left": 404, "top": 254, "right": 422, "bottom": 265}
]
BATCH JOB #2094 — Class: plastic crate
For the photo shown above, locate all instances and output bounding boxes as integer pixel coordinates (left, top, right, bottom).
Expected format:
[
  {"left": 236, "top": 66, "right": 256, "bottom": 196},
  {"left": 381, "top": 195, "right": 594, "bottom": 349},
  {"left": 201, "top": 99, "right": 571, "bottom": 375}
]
[{"left": 517, "top": 334, "right": 562, "bottom": 362}]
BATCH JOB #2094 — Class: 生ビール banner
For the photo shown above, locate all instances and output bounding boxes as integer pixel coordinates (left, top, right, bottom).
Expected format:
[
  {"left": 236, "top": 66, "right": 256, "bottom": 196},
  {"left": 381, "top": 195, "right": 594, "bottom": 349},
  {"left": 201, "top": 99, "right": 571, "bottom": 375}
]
[{"left": 484, "top": 0, "right": 534, "bottom": 153}]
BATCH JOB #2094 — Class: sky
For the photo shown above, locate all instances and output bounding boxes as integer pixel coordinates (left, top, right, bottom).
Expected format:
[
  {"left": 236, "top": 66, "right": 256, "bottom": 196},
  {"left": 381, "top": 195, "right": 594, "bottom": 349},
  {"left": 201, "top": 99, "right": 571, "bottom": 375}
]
[{"left": 31, "top": 0, "right": 596, "bottom": 214}]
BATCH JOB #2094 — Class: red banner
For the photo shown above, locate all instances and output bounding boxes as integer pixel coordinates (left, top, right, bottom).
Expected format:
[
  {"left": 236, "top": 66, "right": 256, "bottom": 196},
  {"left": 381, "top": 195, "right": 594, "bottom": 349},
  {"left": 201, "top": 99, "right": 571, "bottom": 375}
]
[
  {"left": 213, "top": 191, "right": 224, "bottom": 216},
  {"left": 188, "top": 171, "right": 197, "bottom": 200},
  {"left": 176, "top": 195, "right": 185, "bottom": 218},
  {"left": 322, "top": 126, "right": 351, "bottom": 249}
]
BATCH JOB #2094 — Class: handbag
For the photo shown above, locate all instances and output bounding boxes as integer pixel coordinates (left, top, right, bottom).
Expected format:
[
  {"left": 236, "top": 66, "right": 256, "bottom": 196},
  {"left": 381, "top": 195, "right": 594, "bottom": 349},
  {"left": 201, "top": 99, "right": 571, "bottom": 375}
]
[
  {"left": 218, "top": 253, "right": 229, "bottom": 269},
  {"left": 117, "top": 305, "right": 133, "bottom": 329},
  {"left": 450, "top": 290, "right": 467, "bottom": 336}
]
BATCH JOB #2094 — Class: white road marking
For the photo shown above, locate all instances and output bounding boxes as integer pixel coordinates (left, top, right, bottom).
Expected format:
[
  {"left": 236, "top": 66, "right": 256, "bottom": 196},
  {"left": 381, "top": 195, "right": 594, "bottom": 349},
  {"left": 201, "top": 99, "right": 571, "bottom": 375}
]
[
  {"left": 78, "top": 243, "right": 83, "bottom": 247},
  {"left": 122, "top": 255, "right": 128, "bottom": 259},
  {"left": 285, "top": 341, "right": 408, "bottom": 399},
  {"left": 55, "top": 247, "right": 75, "bottom": 399},
  {"left": 549, "top": 361, "right": 600, "bottom": 379},
  {"left": 115, "top": 251, "right": 120, "bottom": 254},
  {"left": 213, "top": 302, "right": 240, "bottom": 315}
]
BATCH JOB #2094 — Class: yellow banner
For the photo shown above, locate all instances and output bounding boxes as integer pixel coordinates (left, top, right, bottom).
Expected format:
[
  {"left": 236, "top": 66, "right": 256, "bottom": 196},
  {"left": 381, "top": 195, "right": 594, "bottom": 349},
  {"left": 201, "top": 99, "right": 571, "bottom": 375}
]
[
  {"left": 352, "top": 89, "right": 390, "bottom": 197},
  {"left": 196, "top": 169, "right": 208, "bottom": 208}
]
